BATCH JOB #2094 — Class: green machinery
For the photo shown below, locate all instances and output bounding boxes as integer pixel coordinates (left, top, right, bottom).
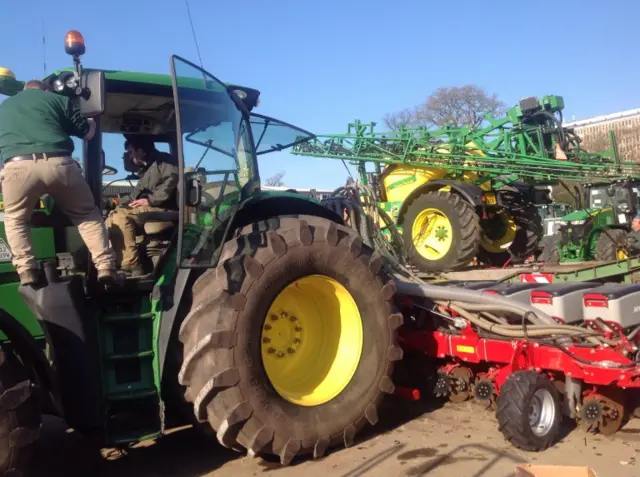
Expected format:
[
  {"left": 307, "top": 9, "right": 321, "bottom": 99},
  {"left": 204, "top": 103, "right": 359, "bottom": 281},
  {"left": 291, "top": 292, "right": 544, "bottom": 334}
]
[
  {"left": 540, "top": 179, "right": 640, "bottom": 264},
  {"left": 291, "top": 96, "right": 639, "bottom": 273},
  {"left": 0, "top": 32, "right": 403, "bottom": 474}
]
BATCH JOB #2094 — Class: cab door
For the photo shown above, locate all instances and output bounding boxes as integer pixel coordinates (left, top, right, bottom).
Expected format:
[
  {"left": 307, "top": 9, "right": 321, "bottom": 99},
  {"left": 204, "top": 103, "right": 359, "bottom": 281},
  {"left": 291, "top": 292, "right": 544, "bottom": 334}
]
[{"left": 170, "top": 55, "right": 258, "bottom": 268}]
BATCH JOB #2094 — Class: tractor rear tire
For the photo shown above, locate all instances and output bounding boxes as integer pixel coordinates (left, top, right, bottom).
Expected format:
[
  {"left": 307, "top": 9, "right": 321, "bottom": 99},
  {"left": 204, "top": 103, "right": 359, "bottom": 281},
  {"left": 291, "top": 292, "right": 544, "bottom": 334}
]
[
  {"left": 0, "top": 347, "right": 41, "bottom": 476},
  {"left": 496, "top": 371, "right": 561, "bottom": 452},
  {"left": 178, "top": 215, "right": 401, "bottom": 464},
  {"left": 595, "top": 228, "right": 628, "bottom": 261},
  {"left": 403, "top": 191, "right": 481, "bottom": 272}
]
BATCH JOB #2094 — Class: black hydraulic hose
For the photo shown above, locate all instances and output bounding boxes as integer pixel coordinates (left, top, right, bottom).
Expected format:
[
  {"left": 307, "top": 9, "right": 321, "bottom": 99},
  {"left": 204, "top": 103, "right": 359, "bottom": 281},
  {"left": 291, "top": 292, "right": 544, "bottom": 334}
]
[{"left": 541, "top": 111, "right": 568, "bottom": 151}]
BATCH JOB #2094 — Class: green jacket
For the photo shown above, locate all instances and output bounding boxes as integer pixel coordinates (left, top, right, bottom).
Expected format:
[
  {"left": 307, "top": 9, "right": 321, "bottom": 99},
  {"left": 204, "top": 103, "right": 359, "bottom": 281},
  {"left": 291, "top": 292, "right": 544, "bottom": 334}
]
[
  {"left": 125, "top": 150, "right": 179, "bottom": 209},
  {"left": 0, "top": 89, "right": 89, "bottom": 161}
]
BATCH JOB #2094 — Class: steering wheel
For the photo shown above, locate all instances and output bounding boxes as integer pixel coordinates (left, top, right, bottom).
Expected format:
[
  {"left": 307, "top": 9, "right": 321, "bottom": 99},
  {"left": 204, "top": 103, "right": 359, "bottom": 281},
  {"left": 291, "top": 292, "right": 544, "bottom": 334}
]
[{"left": 102, "top": 165, "right": 118, "bottom": 176}]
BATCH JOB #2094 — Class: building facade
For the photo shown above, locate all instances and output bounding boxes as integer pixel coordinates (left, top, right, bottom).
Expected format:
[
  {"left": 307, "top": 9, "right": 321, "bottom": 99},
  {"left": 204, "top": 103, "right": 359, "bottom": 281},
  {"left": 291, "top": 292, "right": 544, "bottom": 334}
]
[{"left": 563, "top": 108, "right": 640, "bottom": 162}]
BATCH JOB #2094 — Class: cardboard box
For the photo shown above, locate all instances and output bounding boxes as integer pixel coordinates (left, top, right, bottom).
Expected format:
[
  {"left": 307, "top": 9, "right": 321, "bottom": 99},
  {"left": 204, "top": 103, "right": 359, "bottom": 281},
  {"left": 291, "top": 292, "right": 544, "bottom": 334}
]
[{"left": 514, "top": 464, "right": 597, "bottom": 477}]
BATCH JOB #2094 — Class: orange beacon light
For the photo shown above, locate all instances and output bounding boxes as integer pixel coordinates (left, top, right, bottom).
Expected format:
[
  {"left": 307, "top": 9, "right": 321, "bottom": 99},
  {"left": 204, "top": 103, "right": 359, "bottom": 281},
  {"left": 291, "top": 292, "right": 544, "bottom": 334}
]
[{"left": 64, "top": 30, "right": 86, "bottom": 57}]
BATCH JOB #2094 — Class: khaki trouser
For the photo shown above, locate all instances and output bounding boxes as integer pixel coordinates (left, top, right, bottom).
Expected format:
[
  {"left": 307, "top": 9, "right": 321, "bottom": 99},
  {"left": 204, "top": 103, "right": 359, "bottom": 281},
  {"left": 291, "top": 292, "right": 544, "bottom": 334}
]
[
  {"left": 105, "top": 205, "right": 166, "bottom": 268},
  {"left": 1, "top": 155, "right": 115, "bottom": 275}
]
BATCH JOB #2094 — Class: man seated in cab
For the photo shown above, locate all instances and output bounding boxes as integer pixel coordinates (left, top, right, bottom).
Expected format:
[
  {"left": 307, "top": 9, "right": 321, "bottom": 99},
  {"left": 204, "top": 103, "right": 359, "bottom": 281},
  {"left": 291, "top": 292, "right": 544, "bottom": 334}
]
[{"left": 106, "top": 135, "right": 178, "bottom": 276}]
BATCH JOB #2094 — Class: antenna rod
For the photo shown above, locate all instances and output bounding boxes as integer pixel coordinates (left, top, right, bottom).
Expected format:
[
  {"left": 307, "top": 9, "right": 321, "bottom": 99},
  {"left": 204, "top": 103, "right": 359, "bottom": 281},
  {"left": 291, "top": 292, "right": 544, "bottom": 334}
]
[
  {"left": 184, "top": 0, "right": 204, "bottom": 70},
  {"left": 42, "top": 20, "right": 47, "bottom": 76}
]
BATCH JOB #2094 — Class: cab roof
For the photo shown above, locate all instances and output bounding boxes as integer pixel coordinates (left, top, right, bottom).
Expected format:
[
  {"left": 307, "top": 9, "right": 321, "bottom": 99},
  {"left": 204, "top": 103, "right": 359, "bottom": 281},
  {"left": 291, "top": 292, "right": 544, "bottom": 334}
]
[{"left": 50, "top": 67, "right": 260, "bottom": 102}]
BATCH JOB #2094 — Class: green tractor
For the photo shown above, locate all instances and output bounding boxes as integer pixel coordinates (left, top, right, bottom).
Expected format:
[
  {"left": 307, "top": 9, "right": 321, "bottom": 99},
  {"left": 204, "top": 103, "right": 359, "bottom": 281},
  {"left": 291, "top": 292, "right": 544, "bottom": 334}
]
[
  {"left": 0, "top": 32, "right": 401, "bottom": 475},
  {"left": 540, "top": 179, "right": 640, "bottom": 264}
]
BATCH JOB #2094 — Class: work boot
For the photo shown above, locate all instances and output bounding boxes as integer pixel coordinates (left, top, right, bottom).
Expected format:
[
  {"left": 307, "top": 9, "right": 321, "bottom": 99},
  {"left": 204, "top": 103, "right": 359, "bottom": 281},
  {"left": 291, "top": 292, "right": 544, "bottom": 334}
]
[
  {"left": 97, "top": 269, "right": 118, "bottom": 285},
  {"left": 18, "top": 269, "right": 40, "bottom": 286},
  {"left": 121, "top": 263, "right": 145, "bottom": 277}
]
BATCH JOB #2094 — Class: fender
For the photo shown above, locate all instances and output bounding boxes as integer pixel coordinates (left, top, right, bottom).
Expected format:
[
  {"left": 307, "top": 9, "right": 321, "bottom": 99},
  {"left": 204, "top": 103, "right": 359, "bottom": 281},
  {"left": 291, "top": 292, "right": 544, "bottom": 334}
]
[
  {"left": 398, "top": 180, "right": 485, "bottom": 224},
  {"left": 0, "top": 308, "right": 59, "bottom": 415},
  {"left": 159, "top": 194, "right": 344, "bottom": 379},
  {"left": 231, "top": 193, "right": 345, "bottom": 230}
]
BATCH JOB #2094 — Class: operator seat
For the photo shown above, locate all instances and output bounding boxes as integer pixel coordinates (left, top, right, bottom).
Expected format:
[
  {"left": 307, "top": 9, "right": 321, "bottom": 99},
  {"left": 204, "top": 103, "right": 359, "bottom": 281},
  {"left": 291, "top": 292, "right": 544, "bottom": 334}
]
[
  {"left": 138, "top": 166, "right": 195, "bottom": 236},
  {"left": 138, "top": 210, "right": 180, "bottom": 235},
  {"left": 132, "top": 167, "right": 195, "bottom": 267}
]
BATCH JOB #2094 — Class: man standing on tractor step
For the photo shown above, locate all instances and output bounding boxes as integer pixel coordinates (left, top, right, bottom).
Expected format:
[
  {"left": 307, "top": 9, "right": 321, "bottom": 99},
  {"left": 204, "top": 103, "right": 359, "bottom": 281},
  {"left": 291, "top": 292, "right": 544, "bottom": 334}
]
[
  {"left": 105, "top": 136, "right": 178, "bottom": 276},
  {"left": 0, "top": 80, "right": 117, "bottom": 286}
]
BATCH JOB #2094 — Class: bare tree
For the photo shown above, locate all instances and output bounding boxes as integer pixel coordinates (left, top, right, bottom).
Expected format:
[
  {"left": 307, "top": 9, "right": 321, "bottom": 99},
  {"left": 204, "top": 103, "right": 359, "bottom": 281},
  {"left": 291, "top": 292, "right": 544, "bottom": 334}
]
[
  {"left": 383, "top": 108, "right": 416, "bottom": 131},
  {"left": 264, "top": 171, "right": 286, "bottom": 187},
  {"left": 384, "top": 85, "right": 507, "bottom": 130}
]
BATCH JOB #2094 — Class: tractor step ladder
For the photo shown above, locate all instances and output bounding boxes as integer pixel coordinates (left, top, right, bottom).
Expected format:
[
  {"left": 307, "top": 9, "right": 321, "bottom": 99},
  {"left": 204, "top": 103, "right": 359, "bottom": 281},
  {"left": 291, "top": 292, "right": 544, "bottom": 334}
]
[{"left": 98, "top": 290, "right": 163, "bottom": 445}]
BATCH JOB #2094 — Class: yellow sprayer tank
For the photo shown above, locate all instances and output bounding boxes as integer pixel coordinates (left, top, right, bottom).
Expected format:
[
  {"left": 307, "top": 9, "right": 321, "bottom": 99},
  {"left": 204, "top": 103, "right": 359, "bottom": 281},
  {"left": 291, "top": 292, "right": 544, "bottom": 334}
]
[
  {"left": 381, "top": 141, "right": 492, "bottom": 203},
  {"left": 382, "top": 165, "right": 448, "bottom": 203}
]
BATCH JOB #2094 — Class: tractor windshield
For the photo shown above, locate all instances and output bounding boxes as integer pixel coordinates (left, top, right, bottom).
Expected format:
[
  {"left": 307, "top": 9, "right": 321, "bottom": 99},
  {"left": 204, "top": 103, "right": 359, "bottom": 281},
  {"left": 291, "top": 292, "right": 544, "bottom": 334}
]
[{"left": 171, "top": 56, "right": 258, "bottom": 265}]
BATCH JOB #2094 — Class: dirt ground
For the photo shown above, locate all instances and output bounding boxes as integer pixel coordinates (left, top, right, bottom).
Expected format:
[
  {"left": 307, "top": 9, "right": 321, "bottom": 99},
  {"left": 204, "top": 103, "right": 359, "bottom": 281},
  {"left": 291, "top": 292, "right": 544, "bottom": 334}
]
[{"left": 30, "top": 397, "right": 640, "bottom": 477}]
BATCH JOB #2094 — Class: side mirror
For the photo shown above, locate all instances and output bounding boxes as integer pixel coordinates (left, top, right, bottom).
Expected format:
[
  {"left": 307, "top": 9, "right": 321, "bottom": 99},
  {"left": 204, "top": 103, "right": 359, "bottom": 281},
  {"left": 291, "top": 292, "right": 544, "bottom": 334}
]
[
  {"left": 185, "top": 178, "right": 202, "bottom": 207},
  {"left": 79, "top": 71, "right": 105, "bottom": 117}
]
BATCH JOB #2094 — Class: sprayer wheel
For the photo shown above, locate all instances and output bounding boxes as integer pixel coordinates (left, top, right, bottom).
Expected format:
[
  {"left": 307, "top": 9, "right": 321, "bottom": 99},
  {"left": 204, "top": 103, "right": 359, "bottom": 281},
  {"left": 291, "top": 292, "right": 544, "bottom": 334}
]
[{"left": 403, "top": 191, "right": 481, "bottom": 272}]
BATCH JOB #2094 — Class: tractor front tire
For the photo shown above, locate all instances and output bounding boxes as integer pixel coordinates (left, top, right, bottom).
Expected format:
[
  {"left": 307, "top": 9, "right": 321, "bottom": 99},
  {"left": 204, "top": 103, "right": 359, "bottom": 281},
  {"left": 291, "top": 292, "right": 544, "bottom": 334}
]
[
  {"left": 179, "top": 215, "right": 401, "bottom": 464},
  {"left": 595, "top": 228, "right": 628, "bottom": 261},
  {"left": 538, "top": 235, "right": 560, "bottom": 265},
  {"left": 479, "top": 205, "right": 543, "bottom": 267},
  {"left": 0, "top": 347, "right": 41, "bottom": 476},
  {"left": 403, "top": 191, "right": 481, "bottom": 272},
  {"left": 496, "top": 371, "right": 561, "bottom": 452},
  {"left": 510, "top": 205, "right": 544, "bottom": 261}
]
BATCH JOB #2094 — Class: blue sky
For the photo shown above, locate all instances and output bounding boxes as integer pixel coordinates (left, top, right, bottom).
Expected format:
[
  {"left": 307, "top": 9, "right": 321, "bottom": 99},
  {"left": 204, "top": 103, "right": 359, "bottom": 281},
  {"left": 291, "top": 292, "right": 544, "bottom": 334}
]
[{"left": 2, "top": 0, "right": 639, "bottom": 190}]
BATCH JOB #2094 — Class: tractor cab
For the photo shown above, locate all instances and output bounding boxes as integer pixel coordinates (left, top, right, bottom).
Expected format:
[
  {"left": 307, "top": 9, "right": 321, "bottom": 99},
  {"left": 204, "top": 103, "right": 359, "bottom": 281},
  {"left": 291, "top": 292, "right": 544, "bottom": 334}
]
[
  {"left": 587, "top": 180, "right": 640, "bottom": 225},
  {"left": 2, "top": 30, "right": 316, "bottom": 284}
]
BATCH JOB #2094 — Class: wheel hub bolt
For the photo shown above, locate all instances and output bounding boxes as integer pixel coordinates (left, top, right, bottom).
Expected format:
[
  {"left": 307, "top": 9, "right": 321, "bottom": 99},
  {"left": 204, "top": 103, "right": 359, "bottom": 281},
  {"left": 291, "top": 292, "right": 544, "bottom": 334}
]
[
  {"left": 270, "top": 314, "right": 279, "bottom": 321},
  {"left": 287, "top": 348, "right": 295, "bottom": 354},
  {"left": 293, "top": 338, "right": 301, "bottom": 344},
  {"left": 281, "top": 311, "right": 289, "bottom": 318},
  {"left": 264, "top": 324, "right": 272, "bottom": 331},
  {"left": 268, "top": 348, "right": 276, "bottom": 354},
  {"left": 295, "top": 326, "right": 303, "bottom": 332},
  {"left": 262, "top": 337, "right": 271, "bottom": 344},
  {"left": 290, "top": 316, "right": 298, "bottom": 322}
]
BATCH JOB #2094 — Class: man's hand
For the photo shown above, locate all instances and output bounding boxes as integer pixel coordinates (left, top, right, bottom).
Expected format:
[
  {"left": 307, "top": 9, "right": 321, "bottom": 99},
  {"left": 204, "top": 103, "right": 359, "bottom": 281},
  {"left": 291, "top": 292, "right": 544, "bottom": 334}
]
[
  {"left": 129, "top": 198, "right": 149, "bottom": 208},
  {"left": 84, "top": 117, "right": 97, "bottom": 141}
]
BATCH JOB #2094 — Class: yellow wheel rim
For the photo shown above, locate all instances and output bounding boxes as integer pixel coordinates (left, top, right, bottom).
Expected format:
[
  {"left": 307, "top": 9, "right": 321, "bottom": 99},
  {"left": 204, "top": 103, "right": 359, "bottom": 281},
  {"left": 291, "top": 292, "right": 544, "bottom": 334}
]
[
  {"left": 411, "top": 208, "right": 453, "bottom": 260},
  {"left": 481, "top": 210, "right": 517, "bottom": 253},
  {"left": 617, "top": 249, "right": 628, "bottom": 260},
  {"left": 261, "top": 275, "right": 363, "bottom": 407}
]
